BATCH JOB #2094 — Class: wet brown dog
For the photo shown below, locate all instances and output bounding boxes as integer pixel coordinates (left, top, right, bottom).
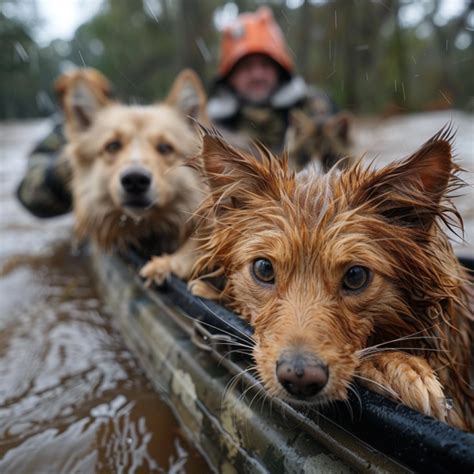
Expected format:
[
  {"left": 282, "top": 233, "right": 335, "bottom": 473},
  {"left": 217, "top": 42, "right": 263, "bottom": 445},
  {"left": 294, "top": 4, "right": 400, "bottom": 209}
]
[
  {"left": 58, "top": 68, "right": 207, "bottom": 258},
  {"left": 188, "top": 127, "right": 474, "bottom": 431}
]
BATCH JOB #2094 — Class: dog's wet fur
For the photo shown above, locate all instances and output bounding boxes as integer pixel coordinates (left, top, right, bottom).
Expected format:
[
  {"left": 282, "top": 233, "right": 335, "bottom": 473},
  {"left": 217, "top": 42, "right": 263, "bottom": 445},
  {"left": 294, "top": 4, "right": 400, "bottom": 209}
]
[
  {"left": 189, "top": 126, "right": 474, "bottom": 431},
  {"left": 58, "top": 68, "right": 206, "bottom": 255}
]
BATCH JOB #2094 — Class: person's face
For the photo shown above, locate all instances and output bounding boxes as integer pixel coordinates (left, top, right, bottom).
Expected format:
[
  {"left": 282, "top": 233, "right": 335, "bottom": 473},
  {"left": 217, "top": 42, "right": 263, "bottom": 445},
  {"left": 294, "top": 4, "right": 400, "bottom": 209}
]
[{"left": 228, "top": 54, "right": 280, "bottom": 104}]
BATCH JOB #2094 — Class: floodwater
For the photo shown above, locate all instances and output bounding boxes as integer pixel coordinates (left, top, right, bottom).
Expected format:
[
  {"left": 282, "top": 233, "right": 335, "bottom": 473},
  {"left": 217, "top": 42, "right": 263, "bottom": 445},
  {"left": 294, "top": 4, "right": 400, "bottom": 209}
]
[
  {"left": 0, "top": 112, "right": 472, "bottom": 473},
  {"left": 0, "top": 121, "right": 210, "bottom": 473}
]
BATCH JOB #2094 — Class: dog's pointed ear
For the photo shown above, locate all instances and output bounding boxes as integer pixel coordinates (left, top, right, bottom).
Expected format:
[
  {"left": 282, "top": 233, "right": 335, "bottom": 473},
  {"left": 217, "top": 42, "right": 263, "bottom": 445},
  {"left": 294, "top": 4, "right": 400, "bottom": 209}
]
[
  {"left": 353, "top": 127, "right": 456, "bottom": 231},
  {"left": 198, "top": 131, "right": 242, "bottom": 190},
  {"left": 166, "top": 69, "right": 209, "bottom": 124},
  {"left": 194, "top": 130, "right": 289, "bottom": 208},
  {"left": 325, "top": 111, "right": 352, "bottom": 145},
  {"left": 55, "top": 68, "right": 112, "bottom": 136}
]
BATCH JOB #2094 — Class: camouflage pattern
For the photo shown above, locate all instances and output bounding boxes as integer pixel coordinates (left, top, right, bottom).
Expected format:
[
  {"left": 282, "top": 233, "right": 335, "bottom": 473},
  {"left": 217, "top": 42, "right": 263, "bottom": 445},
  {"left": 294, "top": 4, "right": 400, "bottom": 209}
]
[
  {"left": 208, "top": 76, "right": 338, "bottom": 157},
  {"left": 91, "top": 245, "right": 409, "bottom": 473},
  {"left": 231, "top": 104, "right": 289, "bottom": 152},
  {"left": 16, "top": 120, "right": 72, "bottom": 218}
]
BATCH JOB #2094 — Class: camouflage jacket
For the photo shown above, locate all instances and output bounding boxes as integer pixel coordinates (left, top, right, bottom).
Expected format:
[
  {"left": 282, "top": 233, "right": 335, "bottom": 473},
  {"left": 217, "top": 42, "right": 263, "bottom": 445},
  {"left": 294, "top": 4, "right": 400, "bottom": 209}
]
[
  {"left": 16, "top": 118, "right": 72, "bottom": 218},
  {"left": 207, "top": 76, "right": 337, "bottom": 154}
]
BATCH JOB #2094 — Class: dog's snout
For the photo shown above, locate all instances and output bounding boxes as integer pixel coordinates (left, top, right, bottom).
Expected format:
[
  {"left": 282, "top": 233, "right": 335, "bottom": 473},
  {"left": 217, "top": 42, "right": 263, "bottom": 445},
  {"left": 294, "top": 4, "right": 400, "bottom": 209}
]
[
  {"left": 276, "top": 353, "right": 328, "bottom": 398},
  {"left": 120, "top": 167, "right": 152, "bottom": 195}
]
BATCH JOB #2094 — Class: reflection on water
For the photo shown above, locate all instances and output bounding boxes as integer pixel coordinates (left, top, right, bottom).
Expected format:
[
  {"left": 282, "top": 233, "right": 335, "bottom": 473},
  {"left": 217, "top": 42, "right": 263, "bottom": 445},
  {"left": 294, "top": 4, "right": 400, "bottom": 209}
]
[{"left": 0, "top": 121, "right": 210, "bottom": 473}]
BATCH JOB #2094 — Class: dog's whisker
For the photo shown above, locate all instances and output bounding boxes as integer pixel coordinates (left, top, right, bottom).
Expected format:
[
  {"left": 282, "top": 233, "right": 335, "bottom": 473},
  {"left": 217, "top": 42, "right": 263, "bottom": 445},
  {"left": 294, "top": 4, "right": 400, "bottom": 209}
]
[
  {"left": 359, "top": 346, "right": 450, "bottom": 359},
  {"left": 218, "top": 348, "right": 253, "bottom": 363},
  {"left": 211, "top": 340, "right": 254, "bottom": 350},
  {"left": 238, "top": 379, "right": 264, "bottom": 408},
  {"left": 246, "top": 383, "right": 266, "bottom": 413},
  {"left": 242, "top": 385, "right": 270, "bottom": 441},
  {"left": 347, "top": 383, "right": 362, "bottom": 420},
  {"left": 352, "top": 374, "right": 399, "bottom": 400},
  {"left": 222, "top": 368, "right": 258, "bottom": 408},
  {"left": 221, "top": 365, "right": 257, "bottom": 405},
  {"left": 196, "top": 298, "right": 255, "bottom": 343},
  {"left": 357, "top": 326, "right": 445, "bottom": 356}
]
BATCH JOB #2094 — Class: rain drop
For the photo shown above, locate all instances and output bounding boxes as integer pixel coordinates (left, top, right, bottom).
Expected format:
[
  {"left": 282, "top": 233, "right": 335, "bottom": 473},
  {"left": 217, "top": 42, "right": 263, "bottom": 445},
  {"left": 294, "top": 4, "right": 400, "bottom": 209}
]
[
  {"left": 444, "top": 398, "right": 453, "bottom": 410},
  {"left": 14, "top": 42, "right": 29, "bottom": 62}
]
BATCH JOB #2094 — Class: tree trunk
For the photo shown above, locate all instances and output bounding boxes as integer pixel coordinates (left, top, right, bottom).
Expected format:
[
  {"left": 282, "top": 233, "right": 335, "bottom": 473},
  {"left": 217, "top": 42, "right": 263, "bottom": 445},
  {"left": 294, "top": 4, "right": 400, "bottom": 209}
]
[{"left": 297, "top": 0, "right": 311, "bottom": 77}]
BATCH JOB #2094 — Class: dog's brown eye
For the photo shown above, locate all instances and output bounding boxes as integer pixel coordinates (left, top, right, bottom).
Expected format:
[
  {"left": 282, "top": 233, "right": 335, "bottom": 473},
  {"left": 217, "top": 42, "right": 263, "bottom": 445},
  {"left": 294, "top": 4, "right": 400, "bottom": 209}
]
[
  {"left": 342, "top": 266, "right": 370, "bottom": 292},
  {"left": 105, "top": 140, "right": 122, "bottom": 153},
  {"left": 252, "top": 258, "right": 275, "bottom": 285},
  {"left": 157, "top": 142, "right": 174, "bottom": 155}
]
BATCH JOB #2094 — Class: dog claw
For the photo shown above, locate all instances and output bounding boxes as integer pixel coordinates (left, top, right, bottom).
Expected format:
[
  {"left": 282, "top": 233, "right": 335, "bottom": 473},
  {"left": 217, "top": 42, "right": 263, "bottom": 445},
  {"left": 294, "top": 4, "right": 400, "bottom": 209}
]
[{"left": 140, "top": 256, "right": 173, "bottom": 287}]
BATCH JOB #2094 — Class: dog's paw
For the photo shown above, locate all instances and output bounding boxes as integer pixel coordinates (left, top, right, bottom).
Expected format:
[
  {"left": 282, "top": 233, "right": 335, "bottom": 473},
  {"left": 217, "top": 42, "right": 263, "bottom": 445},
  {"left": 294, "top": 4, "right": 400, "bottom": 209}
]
[
  {"left": 188, "top": 279, "right": 221, "bottom": 300},
  {"left": 140, "top": 255, "right": 173, "bottom": 287},
  {"left": 356, "top": 352, "right": 447, "bottom": 421}
]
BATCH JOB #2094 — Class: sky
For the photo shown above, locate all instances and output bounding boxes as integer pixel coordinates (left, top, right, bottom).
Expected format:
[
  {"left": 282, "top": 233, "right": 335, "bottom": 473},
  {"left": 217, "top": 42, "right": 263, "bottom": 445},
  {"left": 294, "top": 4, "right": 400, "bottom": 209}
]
[
  {"left": 34, "top": 0, "right": 104, "bottom": 46},
  {"left": 3, "top": 0, "right": 470, "bottom": 46},
  {"left": 0, "top": 0, "right": 105, "bottom": 46}
]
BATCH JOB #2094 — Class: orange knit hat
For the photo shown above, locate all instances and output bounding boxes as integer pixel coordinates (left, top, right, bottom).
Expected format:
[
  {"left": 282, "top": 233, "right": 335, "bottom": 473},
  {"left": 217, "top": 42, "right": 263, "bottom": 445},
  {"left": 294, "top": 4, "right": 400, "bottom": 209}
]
[{"left": 218, "top": 7, "right": 294, "bottom": 80}]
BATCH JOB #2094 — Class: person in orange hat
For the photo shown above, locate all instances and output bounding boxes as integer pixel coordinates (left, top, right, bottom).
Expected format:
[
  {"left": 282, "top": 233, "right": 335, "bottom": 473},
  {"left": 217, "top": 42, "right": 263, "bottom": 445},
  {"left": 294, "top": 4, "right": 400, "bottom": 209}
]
[{"left": 208, "top": 6, "right": 338, "bottom": 155}]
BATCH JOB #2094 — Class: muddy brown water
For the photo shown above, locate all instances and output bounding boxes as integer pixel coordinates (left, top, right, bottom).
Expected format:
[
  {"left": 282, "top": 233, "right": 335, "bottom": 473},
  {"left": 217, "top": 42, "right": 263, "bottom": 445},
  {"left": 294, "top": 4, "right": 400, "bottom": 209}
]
[
  {"left": 0, "top": 112, "right": 472, "bottom": 473},
  {"left": 0, "top": 121, "right": 211, "bottom": 473}
]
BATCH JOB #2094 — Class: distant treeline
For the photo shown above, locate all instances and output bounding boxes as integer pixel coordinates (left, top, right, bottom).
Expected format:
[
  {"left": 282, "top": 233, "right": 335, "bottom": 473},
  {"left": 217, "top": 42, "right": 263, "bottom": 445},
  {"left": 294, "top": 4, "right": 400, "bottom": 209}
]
[{"left": 1, "top": 0, "right": 473, "bottom": 119}]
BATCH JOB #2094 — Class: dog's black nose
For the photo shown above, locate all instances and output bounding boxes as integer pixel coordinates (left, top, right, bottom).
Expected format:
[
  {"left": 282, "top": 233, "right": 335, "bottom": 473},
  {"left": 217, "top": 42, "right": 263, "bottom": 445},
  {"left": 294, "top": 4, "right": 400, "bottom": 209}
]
[
  {"left": 276, "top": 352, "right": 328, "bottom": 398},
  {"left": 120, "top": 167, "right": 152, "bottom": 195}
]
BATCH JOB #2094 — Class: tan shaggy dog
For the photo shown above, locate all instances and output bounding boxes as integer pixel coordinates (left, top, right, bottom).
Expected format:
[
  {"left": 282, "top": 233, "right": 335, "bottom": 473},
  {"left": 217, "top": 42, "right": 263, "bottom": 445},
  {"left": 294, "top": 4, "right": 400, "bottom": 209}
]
[
  {"left": 186, "top": 127, "right": 474, "bottom": 431},
  {"left": 58, "top": 68, "right": 207, "bottom": 260}
]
